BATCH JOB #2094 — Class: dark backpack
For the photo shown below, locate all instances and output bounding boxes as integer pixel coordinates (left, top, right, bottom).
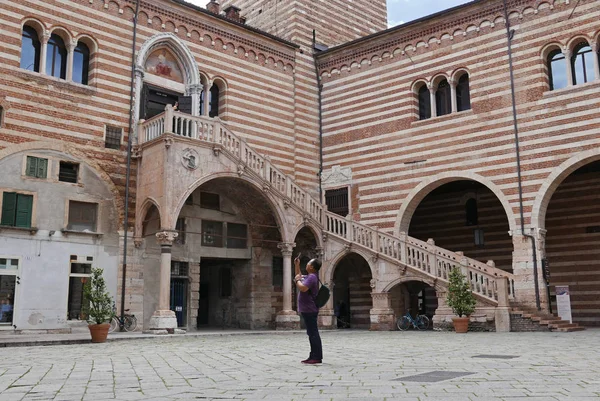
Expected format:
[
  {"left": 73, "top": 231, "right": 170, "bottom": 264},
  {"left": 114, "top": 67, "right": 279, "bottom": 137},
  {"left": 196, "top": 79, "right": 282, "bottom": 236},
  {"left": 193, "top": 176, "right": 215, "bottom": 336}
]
[{"left": 314, "top": 278, "right": 330, "bottom": 309}]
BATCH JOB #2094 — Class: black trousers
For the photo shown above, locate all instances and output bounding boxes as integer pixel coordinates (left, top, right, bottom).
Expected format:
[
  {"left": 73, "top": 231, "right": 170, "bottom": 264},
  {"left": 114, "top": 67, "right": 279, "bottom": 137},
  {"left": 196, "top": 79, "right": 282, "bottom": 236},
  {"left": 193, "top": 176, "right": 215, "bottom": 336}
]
[{"left": 301, "top": 312, "right": 322, "bottom": 360}]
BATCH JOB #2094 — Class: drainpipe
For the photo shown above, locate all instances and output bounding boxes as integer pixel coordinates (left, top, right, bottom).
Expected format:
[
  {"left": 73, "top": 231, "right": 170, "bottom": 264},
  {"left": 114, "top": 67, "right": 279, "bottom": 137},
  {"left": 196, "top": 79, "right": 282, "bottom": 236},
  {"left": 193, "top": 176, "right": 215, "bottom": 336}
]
[
  {"left": 312, "top": 30, "right": 324, "bottom": 200},
  {"left": 502, "top": 0, "right": 541, "bottom": 311},
  {"left": 121, "top": 0, "right": 140, "bottom": 324}
]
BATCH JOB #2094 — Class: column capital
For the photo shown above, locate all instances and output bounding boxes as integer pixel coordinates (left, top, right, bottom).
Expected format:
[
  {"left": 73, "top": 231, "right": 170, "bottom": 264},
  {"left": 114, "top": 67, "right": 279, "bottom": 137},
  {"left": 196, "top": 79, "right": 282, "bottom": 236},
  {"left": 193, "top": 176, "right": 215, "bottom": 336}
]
[
  {"left": 187, "top": 83, "right": 204, "bottom": 94},
  {"left": 562, "top": 48, "right": 572, "bottom": 58},
  {"left": 156, "top": 230, "right": 178, "bottom": 246},
  {"left": 277, "top": 242, "right": 296, "bottom": 256},
  {"left": 42, "top": 32, "right": 51, "bottom": 44},
  {"left": 68, "top": 40, "right": 78, "bottom": 51}
]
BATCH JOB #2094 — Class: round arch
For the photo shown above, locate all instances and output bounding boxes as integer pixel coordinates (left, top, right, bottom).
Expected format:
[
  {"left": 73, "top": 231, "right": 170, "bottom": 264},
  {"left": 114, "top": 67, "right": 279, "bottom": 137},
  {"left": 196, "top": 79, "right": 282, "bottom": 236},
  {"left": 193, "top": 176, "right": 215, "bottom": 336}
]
[
  {"left": 290, "top": 221, "right": 323, "bottom": 249},
  {"left": 171, "top": 172, "right": 292, "bottom": 242},
  {"left": 531, "top": 149, "right": 600, "bottom": 230},
  {"left": 20, "top": 17, "right": 46, "bottom": 37},
  {"left": 135, "top": 197, "right": 162, "bottom": 238},
  {"left": 323, "top": 248, "right": 376, "bottom": 285},
  {"left": 394, "top": 171, "right": 517, "bottom": 235},
  {"left": 382, "top": 275, "right": 445, "bottom": 294}
]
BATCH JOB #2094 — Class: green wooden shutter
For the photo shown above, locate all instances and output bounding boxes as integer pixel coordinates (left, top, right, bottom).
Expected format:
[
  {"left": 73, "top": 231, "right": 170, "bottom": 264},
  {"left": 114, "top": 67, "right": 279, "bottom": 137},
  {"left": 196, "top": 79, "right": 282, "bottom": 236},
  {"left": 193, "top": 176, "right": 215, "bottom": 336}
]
[
  {"left": 1, "top": 192, "right": 17, "bottom": 226},
  {"left": 26, "top": 156, "right": 38, "bottom": 177},
  {"left": 37, "top": 158, "right": 48, "bottom": 178},
  {"left": 15, "top": 194, "right": 33, "bottom": 228}
]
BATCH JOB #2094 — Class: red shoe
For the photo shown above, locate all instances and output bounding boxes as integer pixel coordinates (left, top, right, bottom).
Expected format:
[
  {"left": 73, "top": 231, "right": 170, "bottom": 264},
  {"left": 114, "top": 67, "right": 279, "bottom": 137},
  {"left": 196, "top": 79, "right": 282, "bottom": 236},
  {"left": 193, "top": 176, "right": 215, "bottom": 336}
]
[{"left": 301, "top": 359, "right": 322, "bottom": 364}]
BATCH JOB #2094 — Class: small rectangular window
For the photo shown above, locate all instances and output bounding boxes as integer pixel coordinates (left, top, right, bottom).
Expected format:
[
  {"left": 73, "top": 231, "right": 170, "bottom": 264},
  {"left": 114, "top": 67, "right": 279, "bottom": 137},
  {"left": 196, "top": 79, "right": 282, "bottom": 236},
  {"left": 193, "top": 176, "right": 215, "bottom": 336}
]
[
  {"left": 171, "top": 261, "right": 189, "bottom": 277},
  {"left": 26, "top": 156, "right": 48, "bottom": 179},
  {"left": 200, "top": 192, "right": 220, "bottom": 210},
  {"left": 68, "top": 260, "right": 92, "bottom": 320},
  {"left": 1, "top": 192, "right": 33, "bottom": 228},
  {"left": 325, "top": 187, "right": 349, "bottom": 217},
  {"left": 219, "top": 267, "right": 232, "bottom": 297},
  {"left": 474, "top": 229, "right": 485, "bottom": 247},
  {"left": 0, "top": 258, "right": 19, "bottom": 270},
  {"left": 226, "top": 223, "right": 247, "bottom": 249},
  {"left": 59, "top": 162, "right": 79, "bottom": 183},
  {"left": 68, "top": 201, "right": 98, "bottom": 232},
  {"left": 175, "top": 217, "right": 186, "bottom": 245},
  {"left": 201, "top": 220, "right": 223, "bottom": 247},
  {"left": 104, "top": 126, "right": 122, "bottom": 150},
  {"left": 272, "top": 256, "right": 283, "bottom": 287}
]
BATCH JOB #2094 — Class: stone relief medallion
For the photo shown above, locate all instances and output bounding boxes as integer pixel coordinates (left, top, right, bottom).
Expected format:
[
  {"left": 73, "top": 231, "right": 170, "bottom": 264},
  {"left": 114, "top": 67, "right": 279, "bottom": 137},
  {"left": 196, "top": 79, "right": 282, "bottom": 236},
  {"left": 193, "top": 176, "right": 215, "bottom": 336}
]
[{"left": 181, "top": 148, "right": 199, "bottom": 170}]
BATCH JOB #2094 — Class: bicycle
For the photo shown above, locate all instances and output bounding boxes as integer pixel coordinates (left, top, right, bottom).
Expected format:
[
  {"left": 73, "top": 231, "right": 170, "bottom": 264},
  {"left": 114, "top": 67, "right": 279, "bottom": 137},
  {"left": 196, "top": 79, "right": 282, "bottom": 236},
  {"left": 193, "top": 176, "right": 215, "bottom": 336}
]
[
  {"left": 396, "top": 310, "right": 429, "bottom": 331},
  {"left": 108, "top": 309, "right": 138, "bottom": 333}
]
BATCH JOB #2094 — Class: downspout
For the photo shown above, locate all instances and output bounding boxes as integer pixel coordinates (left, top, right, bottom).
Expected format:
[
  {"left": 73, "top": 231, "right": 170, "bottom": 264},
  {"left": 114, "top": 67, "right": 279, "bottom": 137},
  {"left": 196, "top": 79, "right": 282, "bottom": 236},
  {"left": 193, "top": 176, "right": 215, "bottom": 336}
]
[
  {"left": 312, "top": 30, "right": 324, "bottom": 200},
  {"left": 121, "top": 0, "right": 140, "bottom": 323},
  {"left": 502, "top": 0, "right": 541, "bottom": 311}
]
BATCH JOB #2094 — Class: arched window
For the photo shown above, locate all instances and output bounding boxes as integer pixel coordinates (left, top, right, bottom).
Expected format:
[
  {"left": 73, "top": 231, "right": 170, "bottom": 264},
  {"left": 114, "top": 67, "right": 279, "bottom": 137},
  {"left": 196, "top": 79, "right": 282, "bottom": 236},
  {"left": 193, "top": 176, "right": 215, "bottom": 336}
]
[
  {"left": 456, "top": 74, "right": 471, "bottom": 111},
  {"left": 73, "top": 42, "right": 90, "bottom": 85},
  {"left": 209, "top": 85, "right": 219, "bottom": 117},
  {"left": 46, "top": 34, "right": 67, "bottom": 79},
  {"left": 435, "top": 79, "right": 451, "bottom": 117},
  {"left": 20, "top": 26, "right": 41, "bottom": 72},
  {"left": 571, "top": 42, "right": 595, "bottom": 85},
  {"left": 465, "top": 198, "right": 478, "bottom": 226},
  {"left": 547, "top": 49, "right": 567, "bottom": 90},
  {"left": 417, "top": 85, "right": 430, "bottom": 120}
]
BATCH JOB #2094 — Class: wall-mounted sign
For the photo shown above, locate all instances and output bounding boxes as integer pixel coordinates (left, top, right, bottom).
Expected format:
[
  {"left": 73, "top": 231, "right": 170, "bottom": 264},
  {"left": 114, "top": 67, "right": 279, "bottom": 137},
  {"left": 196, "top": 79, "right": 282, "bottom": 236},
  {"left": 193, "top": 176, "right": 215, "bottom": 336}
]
[{"left": 555, "top": 285, "right": 572, "bottom": 323}]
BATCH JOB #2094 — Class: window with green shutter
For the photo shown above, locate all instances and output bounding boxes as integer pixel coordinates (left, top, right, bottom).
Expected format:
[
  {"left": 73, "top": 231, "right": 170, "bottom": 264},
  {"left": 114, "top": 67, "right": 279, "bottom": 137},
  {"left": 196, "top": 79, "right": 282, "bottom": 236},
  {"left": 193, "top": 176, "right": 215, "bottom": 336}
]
[
  {"left": 1, "top": 192, "right": 33, "bottom": 228},
  {"left": 26, "top": 156, "right": 48, "bottom": 179}
]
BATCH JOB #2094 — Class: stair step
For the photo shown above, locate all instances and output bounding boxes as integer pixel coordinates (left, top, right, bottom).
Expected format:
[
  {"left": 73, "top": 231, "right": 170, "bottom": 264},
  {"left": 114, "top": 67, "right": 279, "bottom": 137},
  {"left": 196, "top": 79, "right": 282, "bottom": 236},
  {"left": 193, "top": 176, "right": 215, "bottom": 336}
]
[{"left": 554, "top": 326, "right": 585, "bottom": 332}]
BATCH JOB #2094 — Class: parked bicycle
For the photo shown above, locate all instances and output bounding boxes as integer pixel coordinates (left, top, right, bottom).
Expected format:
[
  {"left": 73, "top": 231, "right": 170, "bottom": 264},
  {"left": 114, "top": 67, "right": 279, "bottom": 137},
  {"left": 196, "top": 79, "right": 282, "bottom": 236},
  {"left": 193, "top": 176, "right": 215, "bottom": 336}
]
[
  {"left": 108, "top": 307, "right": 138, "bottom": 333},
  {"left": 396, "top": 310, "right": 429, "bottom": 331}
]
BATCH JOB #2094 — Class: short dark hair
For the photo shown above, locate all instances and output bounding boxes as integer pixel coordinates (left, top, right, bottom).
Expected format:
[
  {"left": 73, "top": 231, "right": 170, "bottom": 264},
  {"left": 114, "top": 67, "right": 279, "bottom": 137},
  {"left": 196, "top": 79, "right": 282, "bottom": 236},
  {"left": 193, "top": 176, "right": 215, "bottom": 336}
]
[{"left": 309, "top": 258, "right": 322, "bottom": 271}]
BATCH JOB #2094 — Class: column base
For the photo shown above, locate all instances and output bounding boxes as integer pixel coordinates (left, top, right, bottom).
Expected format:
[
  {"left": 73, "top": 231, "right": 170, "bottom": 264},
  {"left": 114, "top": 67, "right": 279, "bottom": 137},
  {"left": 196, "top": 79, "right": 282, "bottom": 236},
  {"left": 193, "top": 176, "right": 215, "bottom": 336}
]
[
  {"left": 276, "top": 310, "right": 300, "bottom": 330},
  {"left": 369, "top": 309, "right": 395, "bottom": 331},
  {"left": 318, "top": 308, "right": 336, "bottom": 329},
  {"left": 148, "top": 310, "right": 178, "bottom": 332}
]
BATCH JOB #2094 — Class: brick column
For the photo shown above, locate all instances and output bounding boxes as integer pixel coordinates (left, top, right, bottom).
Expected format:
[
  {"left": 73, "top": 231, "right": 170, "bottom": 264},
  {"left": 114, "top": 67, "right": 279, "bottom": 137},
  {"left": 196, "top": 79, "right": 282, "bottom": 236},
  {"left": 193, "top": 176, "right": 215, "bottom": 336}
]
[
  {"left": 276, "top": 242, "right": 300, "bottom": 329},
  {"left": 148, "top": 230, "right": 178, "bottom": 332}
]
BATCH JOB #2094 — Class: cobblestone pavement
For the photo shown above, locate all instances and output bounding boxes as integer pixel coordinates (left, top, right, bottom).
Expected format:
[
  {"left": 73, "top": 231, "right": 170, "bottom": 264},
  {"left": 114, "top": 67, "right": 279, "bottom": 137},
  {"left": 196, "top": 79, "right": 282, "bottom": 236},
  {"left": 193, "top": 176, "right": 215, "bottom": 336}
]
[{"left": 0, "top": 330, "right": 598, "bottom": 401}]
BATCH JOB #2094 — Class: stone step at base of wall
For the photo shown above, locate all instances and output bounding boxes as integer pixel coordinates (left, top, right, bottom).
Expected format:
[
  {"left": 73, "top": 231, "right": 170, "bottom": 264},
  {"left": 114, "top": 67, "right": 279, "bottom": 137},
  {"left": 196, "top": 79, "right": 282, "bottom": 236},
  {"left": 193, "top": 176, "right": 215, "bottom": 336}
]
[{"left": 510, "top": 308, "right": 585, "bottom": 332}]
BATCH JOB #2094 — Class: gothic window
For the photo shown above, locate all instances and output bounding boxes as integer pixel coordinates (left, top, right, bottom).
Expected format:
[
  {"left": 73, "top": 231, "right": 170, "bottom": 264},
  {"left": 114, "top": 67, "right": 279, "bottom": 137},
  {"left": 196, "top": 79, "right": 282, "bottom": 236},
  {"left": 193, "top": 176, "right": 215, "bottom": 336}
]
[
  {"left": 435, "top": 79, "right": 451, "bottom": 117},
  {"left": 73, "top": 42, "right": 90, "bottom": 85},
  {"left": 209, "top": 85, "right": 219, "bottom": 117},
  {"left": 456, "top": 74, "right": 471, "bottom": 111},
  {"left": 465, "top": 198, "right": 478, "bottom": 226},
  {"left": 46, "top": 34, "right": 67, "bottom": 79},
  {"left": 547, "top": 49, "right": 567, "bottom": 90},
  {"left": 571, "top": 42, "right": 595, "bottom": 85},
  {"left": 20, "top": 26, "right": 41, "bottom": 72},
  {"left": 418, "top": 84, "right": 431, "bottom": 120}
]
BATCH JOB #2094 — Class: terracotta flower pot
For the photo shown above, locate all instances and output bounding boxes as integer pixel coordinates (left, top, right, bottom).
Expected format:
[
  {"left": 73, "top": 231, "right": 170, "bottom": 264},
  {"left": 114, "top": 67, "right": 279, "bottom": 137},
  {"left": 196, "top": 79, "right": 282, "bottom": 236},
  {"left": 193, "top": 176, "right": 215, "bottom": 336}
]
[
  {"left": 88, "top": 323, "right": 111, "bottom": 343},
  {"left": 452, "top": 317, "right": 470, "bottom": 333}
]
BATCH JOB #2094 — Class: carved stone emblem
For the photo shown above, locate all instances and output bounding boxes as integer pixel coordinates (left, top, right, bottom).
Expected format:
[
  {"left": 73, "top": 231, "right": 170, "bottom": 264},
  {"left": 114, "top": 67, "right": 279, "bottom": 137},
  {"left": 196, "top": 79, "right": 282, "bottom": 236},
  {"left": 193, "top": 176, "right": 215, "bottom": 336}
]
[{"left": 181, "top": 148, "right": 199, "bottom": 170}]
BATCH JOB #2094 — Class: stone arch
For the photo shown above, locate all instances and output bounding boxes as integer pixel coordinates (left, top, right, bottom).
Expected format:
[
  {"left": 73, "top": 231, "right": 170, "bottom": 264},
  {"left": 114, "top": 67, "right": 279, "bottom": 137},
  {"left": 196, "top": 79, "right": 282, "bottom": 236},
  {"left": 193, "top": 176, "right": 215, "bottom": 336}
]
[
  {"left": 20, "top": 17, "right": 46, "bottom": 37},
  {"left": 566, "top": 35, "right": 591, "bottom": 52},
  {"left": 531, "top": 149, "right": 600, "bottom": 230},
  {"left": 451, "top": 67, "right": 470, "bottom": 82},
  {"left": 74, "top": 34, "right": 99, "bottom": 55},
  {"left": 323, "top": 248, "right": 376, "bottom": 285},
  {"left": 382, "top": 275, "right": 445, "bottom": 294},
  {"left": 171, "top": 172, "right": 291, "bottom": 242},
  {"left": 394, "top": 171, "right": 517, "bottom": 234},
  {"left": 290, "top": 221, "right": 323, "bottom": 249},
  {"left": 47, "top": 26, "right": 73, "bottom": 43},
  {"left": 135, "top": 197, "right": 162, "bottom": 238},
  {"left": 136, "top": 33, "right": 198, "bottom": 86}
]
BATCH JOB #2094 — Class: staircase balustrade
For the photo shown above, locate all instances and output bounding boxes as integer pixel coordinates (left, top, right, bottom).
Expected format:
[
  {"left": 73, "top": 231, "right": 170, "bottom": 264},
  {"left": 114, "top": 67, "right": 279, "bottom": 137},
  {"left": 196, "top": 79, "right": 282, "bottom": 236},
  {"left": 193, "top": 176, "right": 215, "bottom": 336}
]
[{"left": 139, "top": 107, "right": 515, "bottom": 305}]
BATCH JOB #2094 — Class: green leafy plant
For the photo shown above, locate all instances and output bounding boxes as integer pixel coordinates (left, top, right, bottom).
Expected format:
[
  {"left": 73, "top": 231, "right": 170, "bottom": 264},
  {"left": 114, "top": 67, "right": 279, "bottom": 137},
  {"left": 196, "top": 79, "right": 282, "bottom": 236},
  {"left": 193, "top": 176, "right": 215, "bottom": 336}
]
[
  {"left": 83, "top": 268, "right": 114, "bottom": 325},
  {"left": 446, "top": 267, "right": 477, "bottom": 317}
]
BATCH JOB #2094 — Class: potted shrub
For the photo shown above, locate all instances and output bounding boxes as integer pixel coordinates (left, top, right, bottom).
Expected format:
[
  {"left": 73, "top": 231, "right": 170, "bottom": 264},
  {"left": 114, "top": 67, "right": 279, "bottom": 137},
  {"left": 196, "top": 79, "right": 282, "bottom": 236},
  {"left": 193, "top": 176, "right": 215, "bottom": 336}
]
[
  {"left": 446, "top": 267, "right": 477, "bottom": 333},
  {"left": 83, "top": 268, "right": 114, "bottom": 343}
]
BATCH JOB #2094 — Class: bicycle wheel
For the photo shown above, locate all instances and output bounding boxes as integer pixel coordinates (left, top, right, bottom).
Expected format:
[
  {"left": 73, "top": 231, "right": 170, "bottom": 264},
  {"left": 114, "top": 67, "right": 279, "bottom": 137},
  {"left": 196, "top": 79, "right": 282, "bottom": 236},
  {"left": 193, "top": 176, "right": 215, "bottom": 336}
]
[
  {"left": 108, "top": 317, "right": 119, "bottom": 333},
  {"left": 397, "top": 316, "right": 411, "bottom": 331},
  {"left": 123, "top": 315, "right": 138, "bottom": 332},
  {"left": 416, "top": 315, "right": 430, "bottom": 331}
]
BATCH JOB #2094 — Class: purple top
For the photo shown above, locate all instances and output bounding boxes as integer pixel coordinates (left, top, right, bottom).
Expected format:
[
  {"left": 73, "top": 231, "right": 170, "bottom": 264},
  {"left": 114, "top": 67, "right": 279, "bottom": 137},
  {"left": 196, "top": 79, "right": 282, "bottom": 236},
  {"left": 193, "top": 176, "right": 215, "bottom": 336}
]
[{"left": 298, "top": 273, "right": 319, "bottom": 313}]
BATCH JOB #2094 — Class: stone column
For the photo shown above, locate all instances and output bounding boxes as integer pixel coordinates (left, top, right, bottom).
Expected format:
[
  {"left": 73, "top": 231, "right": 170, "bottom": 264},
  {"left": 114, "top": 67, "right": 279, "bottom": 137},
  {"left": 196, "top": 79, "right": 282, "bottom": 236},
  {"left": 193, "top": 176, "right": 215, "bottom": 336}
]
[
  {"left": 188, "top": 83, "right": 203, "bottom": 117},
  {"left": 564, "top": 49, "right": 574, "bottom": 86},
  {"left": 133, "top": 67, "right": 145, "bottom": 144},
  {"left": 592, "top": 41, "right": 600, "bottom": 81},
  {"left": 40, "top": 32, "right": 50, "bottom": 75},
  {"left": 449, "top": 79, "right": 457, "bottom": 113},
  {"left": 495, "top": 277, "right": 511, "bottom": 332},
  {"left": 432, "top": 290, "right": 453, "bottom": 330},
  {"left": 510, "top": 230, "right": 549, "bottom": 312},
  {"left": 428, "top": 86, "right": 437, "bottom": 118},
  {"left": 148, "top": 230, "right": 178, "bottom": 332},
  {"left": 276, "top": 242, "right": 300, "bottom": 329},
  {"left": 370, "top": 292, "right": 395, "bottom": 331},
  {"left": 66, "top": 40, "right": 76, "bottom": 82}
]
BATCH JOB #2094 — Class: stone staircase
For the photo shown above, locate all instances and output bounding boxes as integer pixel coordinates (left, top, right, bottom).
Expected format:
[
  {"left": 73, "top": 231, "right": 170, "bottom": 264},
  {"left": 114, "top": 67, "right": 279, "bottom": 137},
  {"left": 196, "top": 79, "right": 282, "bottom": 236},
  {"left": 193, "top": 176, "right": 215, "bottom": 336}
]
[
  {"left": 510, "top": 305, "right": 585, "bottom": 332},
  {"left": 139, "top": 108, "right": 518, "bottom": 308}
]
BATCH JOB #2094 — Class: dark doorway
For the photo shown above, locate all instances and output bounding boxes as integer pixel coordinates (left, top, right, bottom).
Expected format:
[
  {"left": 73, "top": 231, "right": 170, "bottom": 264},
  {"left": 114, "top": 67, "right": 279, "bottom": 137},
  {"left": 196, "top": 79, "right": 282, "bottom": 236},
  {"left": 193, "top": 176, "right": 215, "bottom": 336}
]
[
  {"left": 141, "top": 84, "right": 181, "bottom": 120},
  {"left": 170, "top": 261, "right": 188, "bottom": 328}
]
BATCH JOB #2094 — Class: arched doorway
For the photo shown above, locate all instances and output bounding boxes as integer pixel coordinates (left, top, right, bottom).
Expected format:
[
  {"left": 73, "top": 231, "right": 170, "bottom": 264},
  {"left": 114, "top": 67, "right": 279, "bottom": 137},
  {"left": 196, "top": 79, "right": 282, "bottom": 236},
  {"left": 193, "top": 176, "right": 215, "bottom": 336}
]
[
  {"left": 332, "top": 253, "right": 372, "bottom": 329},
  {"left": 544, "top": 160, "right": 600, "bottom": 326},
  {"left": 169, "top": 177, "right": 283, "bottom": 330},
  {"left": 408, "top": 180, "right": 513, "bottom": 272},
  {"left": 388, "top": 280, "right": 437, "bottom": 329}
]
